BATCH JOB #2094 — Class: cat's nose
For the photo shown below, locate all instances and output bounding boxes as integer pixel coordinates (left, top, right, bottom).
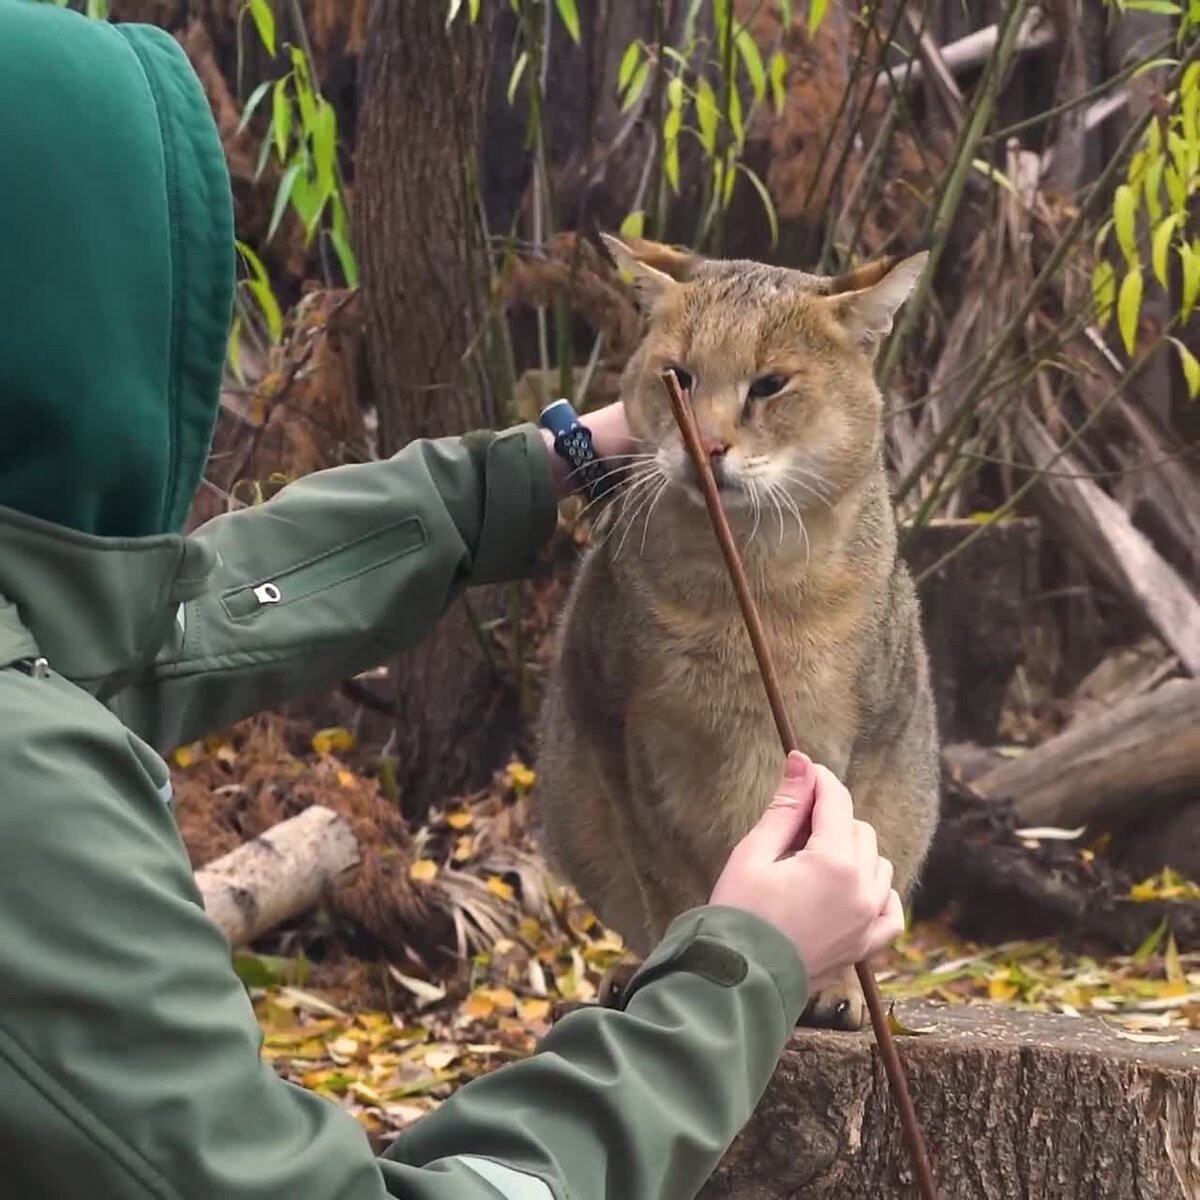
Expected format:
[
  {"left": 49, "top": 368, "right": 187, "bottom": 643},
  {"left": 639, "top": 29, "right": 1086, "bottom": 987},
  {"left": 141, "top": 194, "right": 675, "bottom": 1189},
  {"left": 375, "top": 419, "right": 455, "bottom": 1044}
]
[{"left": 701, "top": 436, "right": 730, "bottom": 461}]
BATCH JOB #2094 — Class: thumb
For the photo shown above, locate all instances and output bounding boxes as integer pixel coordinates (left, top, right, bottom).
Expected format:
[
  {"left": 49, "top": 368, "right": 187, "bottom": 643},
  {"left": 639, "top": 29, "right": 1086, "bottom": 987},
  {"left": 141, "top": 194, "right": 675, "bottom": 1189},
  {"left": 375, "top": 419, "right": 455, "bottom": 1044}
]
[{"left": 736, "top": 752, "right": 816, "bottom": 862}]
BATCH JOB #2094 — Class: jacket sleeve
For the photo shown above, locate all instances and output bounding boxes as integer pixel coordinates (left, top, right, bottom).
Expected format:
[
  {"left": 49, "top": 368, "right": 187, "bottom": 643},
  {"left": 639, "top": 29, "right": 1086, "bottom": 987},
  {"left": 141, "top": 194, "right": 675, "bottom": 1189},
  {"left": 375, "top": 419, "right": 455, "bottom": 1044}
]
[
  {"left": 376, "top": 905, "right": 809, "bottom": 1200},
  {"left": 111, "top": 425, "right": 557, "bottom": 754}
]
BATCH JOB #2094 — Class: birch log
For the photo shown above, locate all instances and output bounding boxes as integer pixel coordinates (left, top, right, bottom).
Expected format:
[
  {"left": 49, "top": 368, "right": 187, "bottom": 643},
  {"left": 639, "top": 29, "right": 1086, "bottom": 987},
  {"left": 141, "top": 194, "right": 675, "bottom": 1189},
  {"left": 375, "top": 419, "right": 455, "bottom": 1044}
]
[{"left": 195, "top": 805, "right": 361, "bottom": 945}]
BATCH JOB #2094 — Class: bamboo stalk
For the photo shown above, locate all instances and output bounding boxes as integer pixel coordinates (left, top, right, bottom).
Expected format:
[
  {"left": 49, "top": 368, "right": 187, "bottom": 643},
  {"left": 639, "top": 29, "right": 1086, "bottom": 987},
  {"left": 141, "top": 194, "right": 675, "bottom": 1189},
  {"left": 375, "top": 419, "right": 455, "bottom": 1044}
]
[{"left": 662, "top": 371, "right": 939, "bottom": 1200}]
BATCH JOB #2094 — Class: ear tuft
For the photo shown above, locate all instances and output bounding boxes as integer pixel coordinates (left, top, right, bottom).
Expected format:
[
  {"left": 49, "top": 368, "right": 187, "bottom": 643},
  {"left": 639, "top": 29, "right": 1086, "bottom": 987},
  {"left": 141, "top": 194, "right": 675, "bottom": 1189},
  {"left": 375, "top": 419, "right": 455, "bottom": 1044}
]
[
  {"left": 831, "top": 251, "right": 928, "bottom": 347},
  {"left": 600, "top": 233, "right": 690, "bottom": 310}
]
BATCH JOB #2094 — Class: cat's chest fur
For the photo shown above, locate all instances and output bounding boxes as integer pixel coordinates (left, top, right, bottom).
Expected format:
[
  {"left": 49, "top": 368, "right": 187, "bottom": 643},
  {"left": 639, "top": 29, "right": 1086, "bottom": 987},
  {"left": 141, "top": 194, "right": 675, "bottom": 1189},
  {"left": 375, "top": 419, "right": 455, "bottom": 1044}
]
[{"left": 618, "top": 572, "right": 866, "bottom": 868}]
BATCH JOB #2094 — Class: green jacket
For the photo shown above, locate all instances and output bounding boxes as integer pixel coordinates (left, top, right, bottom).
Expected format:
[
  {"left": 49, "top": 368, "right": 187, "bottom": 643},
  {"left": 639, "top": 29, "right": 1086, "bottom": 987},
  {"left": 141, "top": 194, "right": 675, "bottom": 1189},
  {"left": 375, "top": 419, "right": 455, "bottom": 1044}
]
[{"left": 0, "top": 4, "right": 809, "bottom": 1198}]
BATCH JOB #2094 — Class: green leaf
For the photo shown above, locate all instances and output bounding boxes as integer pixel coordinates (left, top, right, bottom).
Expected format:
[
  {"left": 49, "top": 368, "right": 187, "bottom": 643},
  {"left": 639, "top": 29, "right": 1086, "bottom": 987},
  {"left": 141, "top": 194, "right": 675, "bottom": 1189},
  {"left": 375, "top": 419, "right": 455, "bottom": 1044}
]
[
  {"left": 237, "top": 80, "right": 273, "bottom": 135},
  {"left": 619, "top": 210, "right": 646, "bottom": 240},
  {"left": 1130, "top": 56, "right": 1179, "bottom": 81},
  {"left": 554, "top": 0, "right": 581, "bottom": 43},
  {"left": 1143, "top": 154, "right": 1165, "bottom": 225},
  {"left": 667, "top": 75, "right": 684, "bottom": 112},
  {"left": 247, "top": 279, "right": 283, "bottom": 342},
  {"left": 446, "top": 0, "right": 463, "bottom": 27},
  {"left": 621, "top": 60, "right": 650, "bottom": 111},
  {"left": 1180, "top": 241, "right": 1199, "bottom": 322},
  {"left": 1132, "top": 918, "right": 1167, "bottom": 963},
  {"left": 1169, "top": 337, "right": 1200, "bottom": 399},
  {"left": 235, "top": 239, "right": 271, "bottom": 287},
  {"left": 769, "top": 50, "right": 788, "bottom": 114},
  {"left": 507, "top": 50, "right": 529, "bottom": 104},
  {"left": 255, "top": 118, "right": 274, "bottom": 180},
  {"left": 85, "top": 0, "right": 109, "bottom": 17},
  {"left": 729, "top": 83, "right": 745, "bottom": 147},
  {"left": 247, "top": 0, "right": 276, "bottom": 56},
  {"left": 227, "top": 314, "right": 244, "bottom": 384},
  {"left": 1113, "top": 184, "right": 1138, "bottom": 265},
  {"left": 330, "top": 227, "right": 359, "bottom": 287},
  {"left": 233, "top": 951, "right": 310, "bottom": 988},
  {"left": 1164, "top": 163, "right": 1186, "bottom": 212},
  {"left": 736, "top": 162, "right": 778, "bottom": 246},
  {"left": 1091, "top": 259, "right": 1116, "bottom": 328},
  {"left": 696, "top": 77, "right": 720, "bottom": 154},
  {"left": 664, "top": 108, "right": 683, "bottom": 192},
  {"left": 289, "top": 167, "right": 325, "bottom": 239},
  {"left": 779, "top": 0, "right": 794, "bottom": 25},
  {"left": 312, "top": 98, "right": 337, "bottom": 197},
  {"left": 272, "top": 78, "right": 291, "bottom": 161},
  {"left": 470, "top": 0, "right": 480, "bottom": 18},
  {"left": 617, "top": 42, "right": 642, "bottom": 93},
  {"left": 1117, "top": 266, "right": 1143, "bottom": 355},
  {"left": 1151, "top": 213, "right": 1181, "bottom": 288},
  {"left": 735, "top": 28, "right": 766, "bottom": 103},
  {"left": 971, "top": 157, "right": 1017, "bottom": 195},
  {"left": 807, "top": 0, "right": 829, "bottom": 35},
  {"left": 1124, "top": 0, "right": 1181, "bottom": 13},
  {"left": 713, "top": 0, "right": 730, "bottom": 57},
  {"left": 1092, "top": 216, "right": 1114, "bottom": 258},
  {"left": 268, "top": 160, "right": 300, "bottom": 241}
]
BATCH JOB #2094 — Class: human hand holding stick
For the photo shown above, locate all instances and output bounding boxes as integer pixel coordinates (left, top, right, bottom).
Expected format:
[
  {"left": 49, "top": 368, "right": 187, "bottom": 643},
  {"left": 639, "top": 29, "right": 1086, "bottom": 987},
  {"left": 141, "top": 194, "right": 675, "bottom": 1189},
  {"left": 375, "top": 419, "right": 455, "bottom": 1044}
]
[{"left": 661, "top": 369, "right": 939, "bottom": 1200}]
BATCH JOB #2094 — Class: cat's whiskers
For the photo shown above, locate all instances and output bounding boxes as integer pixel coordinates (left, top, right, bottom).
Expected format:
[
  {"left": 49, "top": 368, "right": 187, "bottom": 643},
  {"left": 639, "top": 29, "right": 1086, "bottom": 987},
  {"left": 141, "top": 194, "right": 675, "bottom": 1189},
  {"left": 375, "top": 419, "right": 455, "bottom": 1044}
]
[
  {"left": 612, "top": 469, "right": 668, "bottom": 561},
  {"left": 638, "top": 477, "right": 671, "bottom": 557},
  {"left": 575, "top": 461, "right": 658, "bottom": 526},
  {"left": 593, "top": 466, "right": 664, "bottom": 554}
]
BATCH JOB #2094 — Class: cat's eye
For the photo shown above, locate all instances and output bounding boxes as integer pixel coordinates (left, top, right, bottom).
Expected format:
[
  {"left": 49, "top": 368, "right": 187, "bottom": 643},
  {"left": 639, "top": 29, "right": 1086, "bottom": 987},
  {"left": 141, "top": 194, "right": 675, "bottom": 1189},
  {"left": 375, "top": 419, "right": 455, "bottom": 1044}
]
[
  {"left": 667, "top": 366, "right": 694, "bottom": 392},
  {"left": 747, "top": 373, "right": 789, "bottom": 400}
]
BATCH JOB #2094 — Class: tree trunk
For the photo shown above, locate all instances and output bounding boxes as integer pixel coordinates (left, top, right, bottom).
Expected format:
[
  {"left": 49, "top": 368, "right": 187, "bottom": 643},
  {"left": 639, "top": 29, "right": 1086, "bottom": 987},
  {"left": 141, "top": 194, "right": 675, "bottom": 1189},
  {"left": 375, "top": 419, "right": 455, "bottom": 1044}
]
[
  {"left": 195, "top": 805, "right": 360, "bottom": 945},
  {"left": 706, "top": 1001, "right": 1200, "bottom": 1198},
  {"left": 356, "top": 0, "right": 520, "bottom": 814}
]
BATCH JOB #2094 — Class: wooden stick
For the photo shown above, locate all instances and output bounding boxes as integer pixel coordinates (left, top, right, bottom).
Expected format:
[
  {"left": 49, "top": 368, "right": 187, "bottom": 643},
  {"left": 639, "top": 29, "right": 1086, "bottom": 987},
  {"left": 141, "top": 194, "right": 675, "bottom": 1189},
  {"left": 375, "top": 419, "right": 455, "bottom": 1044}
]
[{"left": 662, "top": 371, "right": 939, "bottom": 1200}]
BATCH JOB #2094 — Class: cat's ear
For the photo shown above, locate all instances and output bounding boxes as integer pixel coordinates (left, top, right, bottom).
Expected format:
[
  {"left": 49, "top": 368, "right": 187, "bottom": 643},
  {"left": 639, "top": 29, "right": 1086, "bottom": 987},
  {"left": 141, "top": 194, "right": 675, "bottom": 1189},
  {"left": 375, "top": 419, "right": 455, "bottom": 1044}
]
[
  {"left": 828, "top": 251, "right": 928, "bottom": 348},
  {"left": 600, "top": 233, "right": 694, "bottom": 308}
]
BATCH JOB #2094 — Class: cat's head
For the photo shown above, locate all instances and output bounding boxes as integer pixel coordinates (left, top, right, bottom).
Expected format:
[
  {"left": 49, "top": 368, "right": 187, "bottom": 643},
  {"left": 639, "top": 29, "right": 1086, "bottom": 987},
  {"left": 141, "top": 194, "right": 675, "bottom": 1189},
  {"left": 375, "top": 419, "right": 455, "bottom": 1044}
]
[{"left": 602, "top": 234, "right": 927, "bottom": 515}]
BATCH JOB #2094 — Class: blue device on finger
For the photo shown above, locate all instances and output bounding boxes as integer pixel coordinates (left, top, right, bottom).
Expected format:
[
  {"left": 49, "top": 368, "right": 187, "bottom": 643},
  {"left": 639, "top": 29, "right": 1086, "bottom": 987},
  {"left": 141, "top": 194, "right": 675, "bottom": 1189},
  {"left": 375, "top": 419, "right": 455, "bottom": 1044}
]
[{"left": 539, "top": 398, "right": 609, "bottom": 503}]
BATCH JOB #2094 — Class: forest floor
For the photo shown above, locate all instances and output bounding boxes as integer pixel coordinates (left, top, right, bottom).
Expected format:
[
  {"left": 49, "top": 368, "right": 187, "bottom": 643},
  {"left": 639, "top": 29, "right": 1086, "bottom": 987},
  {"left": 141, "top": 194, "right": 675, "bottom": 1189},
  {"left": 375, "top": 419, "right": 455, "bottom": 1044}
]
[{"left": 170, "top": 717, "right": 1200, "bottom": 1147}]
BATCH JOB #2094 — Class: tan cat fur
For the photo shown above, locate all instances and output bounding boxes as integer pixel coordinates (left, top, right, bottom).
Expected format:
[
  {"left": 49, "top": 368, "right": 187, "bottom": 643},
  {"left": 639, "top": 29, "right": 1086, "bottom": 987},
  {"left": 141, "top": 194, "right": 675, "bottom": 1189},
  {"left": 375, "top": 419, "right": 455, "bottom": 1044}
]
[{"left": 536, "top": 237, "right": 940, "bottom": 1029}]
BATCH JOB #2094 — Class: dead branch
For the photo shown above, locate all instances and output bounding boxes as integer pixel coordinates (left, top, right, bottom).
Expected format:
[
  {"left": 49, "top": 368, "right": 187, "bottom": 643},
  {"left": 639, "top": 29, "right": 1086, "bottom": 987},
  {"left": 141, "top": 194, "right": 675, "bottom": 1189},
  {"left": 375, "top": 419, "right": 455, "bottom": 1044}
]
[{"left": 1017, "top": 416, "right": 1200, "bottom": 674}]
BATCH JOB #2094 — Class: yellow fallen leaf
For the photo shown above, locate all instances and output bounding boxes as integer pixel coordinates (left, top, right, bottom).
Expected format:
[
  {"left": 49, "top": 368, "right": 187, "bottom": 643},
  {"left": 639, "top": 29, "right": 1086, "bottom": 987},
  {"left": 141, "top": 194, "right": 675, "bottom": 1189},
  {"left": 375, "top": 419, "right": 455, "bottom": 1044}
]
[
  {"left": 386, "top": 967, "right": 446, "bottom": 1008},
  {"left": 336, "top": 768, "right": 357, "bottom": 788},
  {"left": 1165, "top": 934, "right": 1185, "bottom": 985},
  {"left": 423, "top": 1046, "right": 459, "bottom": 1071},
  {"left": 504, "top": 760, "right": 537, "bottom": 793},
  {"left": 171, "top": 742, "right": 203, "bottom": 768},
  {"left": 463, "top": 993, "right": 497, "bottom": 1020},
  {"left": 409, "top": 859, "right": 439, "bottom": 884},
  {"left": 446, "top": 810, "right": 474, "bottom": 830},
  {"left": 452, "top": 835, "right": 476, "bottom": 863},
  {"left": 328, "top": 1036, "right": 359, "bottom": 1058},
  {"left": 312, "top": 727, "right": 356, "bottom": 756},
  {"left": 520, "top": 998, "right": 552, "bottom": 1023},
  {"left": 482, "top": 988, "right": 518, "bottom": 1012},
  {"left": 988, "top": 978, "right": 1019, "bottom": 1002},
  {"left": 213, "top": 741, "right": 238, "bottom": 765},
  {"left": 486, "top": 875, "right": 514, "bottom": 901}
]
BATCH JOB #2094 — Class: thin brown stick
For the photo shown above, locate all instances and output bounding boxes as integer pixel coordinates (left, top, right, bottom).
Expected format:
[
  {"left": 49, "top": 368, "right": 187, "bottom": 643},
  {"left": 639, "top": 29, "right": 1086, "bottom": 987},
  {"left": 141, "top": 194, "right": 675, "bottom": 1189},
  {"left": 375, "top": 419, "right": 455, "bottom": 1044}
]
[{"left": 662, "top": 371, "right": 939, "bottom": 1200}]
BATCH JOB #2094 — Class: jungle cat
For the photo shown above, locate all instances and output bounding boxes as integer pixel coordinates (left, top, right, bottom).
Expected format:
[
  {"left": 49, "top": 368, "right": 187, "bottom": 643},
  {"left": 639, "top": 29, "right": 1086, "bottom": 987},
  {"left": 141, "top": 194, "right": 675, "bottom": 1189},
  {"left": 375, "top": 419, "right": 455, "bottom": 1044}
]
[{"left": 536, "top": 235, "right": 940, "bottom": 1030}]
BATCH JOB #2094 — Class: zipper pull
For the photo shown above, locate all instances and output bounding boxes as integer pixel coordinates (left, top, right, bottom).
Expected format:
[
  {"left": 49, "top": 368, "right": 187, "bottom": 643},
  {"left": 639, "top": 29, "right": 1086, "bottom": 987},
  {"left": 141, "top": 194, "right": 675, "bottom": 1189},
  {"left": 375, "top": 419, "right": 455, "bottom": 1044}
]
[
  {"left": 253, "top": 583, "right": 283, "bottom": 605},
  {"left": 14, "top": 656, "right": 50, "bottom": 678}
]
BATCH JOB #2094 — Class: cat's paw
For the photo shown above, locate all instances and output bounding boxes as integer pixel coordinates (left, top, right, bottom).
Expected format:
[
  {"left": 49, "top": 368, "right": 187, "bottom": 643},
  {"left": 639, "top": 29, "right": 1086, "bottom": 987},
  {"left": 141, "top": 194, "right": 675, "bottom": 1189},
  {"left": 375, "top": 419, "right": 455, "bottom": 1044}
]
[{"left": 799, "top": 965, "right": 866, "bottom": 1031}]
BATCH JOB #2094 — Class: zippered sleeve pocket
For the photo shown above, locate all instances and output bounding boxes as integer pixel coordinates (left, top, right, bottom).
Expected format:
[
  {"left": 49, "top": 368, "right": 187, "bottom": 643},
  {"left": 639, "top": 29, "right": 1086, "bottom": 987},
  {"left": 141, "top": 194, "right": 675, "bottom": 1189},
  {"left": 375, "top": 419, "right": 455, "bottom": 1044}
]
[{"left": 219, "top": 516, "right": 426, "bottom": 621}]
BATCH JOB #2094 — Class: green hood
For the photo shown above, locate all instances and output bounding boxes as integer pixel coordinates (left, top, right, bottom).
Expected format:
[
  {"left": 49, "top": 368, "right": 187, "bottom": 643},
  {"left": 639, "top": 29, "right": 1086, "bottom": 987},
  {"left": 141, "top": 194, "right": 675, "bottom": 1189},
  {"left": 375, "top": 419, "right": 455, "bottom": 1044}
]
[{"left": 0, "top": 0, "right": 234, "bottom": 536}]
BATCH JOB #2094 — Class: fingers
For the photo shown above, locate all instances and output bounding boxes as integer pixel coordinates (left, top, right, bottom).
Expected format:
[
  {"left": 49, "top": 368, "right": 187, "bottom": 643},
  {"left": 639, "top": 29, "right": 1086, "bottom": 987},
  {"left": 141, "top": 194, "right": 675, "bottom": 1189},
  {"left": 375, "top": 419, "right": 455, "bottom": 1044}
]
[
  {"left": 869, "top": 854, "right": 895, "bottom": 917},
  {"left": 807, "top": 764, "right": 853, "bottom": 846},
  {"left": 735, "top": 752, "right": 816, "bottom": 861},
  {"left": 863, "top": 890, "right": 905, "bottom": 956}
]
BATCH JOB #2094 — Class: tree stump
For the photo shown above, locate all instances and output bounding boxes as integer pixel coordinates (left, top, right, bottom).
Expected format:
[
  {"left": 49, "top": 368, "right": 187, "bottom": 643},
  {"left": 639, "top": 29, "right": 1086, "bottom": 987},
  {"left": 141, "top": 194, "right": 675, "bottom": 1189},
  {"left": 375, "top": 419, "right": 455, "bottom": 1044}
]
[{"left": 706, "top": 1001, "right": 1200, "bottom": 1198}]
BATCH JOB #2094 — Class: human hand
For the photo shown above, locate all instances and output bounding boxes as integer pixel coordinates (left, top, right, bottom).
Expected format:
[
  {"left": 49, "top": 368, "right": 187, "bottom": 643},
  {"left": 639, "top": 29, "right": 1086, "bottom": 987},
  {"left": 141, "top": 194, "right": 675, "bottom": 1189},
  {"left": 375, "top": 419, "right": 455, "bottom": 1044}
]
[
  {"left": 709, "top": 751, "right": 904, "bottom": 981},
  {"left": 540, "top": 401, "right": 637, "bottom": 500}
]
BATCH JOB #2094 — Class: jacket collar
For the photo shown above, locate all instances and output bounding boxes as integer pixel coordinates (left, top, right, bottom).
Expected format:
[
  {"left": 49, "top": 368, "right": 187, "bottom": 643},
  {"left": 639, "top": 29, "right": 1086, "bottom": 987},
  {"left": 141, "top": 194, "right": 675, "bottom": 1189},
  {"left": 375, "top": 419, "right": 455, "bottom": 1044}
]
[{"left": 0, "top": 505, "right": 214, "bottom": 696}]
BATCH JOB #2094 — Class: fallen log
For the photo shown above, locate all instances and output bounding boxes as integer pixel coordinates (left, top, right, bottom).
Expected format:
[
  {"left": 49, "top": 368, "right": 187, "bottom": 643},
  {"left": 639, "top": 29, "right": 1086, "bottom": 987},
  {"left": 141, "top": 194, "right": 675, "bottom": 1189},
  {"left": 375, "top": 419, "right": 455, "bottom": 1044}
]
[
  {"left": 195, "top": 804, "right": 361, "bottom": 946},
  {"left": 915, "top": 772, "right": 1200, "bottom": 953},
  {"left": 706, "top": 1001, "right": 1200, "bottom": 1198},
  {"left": 1017, "top": 417, "right": 1200, "bottom": 674},
  {"left": 972, "top": 678, "right": 1200, "bottom": 830}
]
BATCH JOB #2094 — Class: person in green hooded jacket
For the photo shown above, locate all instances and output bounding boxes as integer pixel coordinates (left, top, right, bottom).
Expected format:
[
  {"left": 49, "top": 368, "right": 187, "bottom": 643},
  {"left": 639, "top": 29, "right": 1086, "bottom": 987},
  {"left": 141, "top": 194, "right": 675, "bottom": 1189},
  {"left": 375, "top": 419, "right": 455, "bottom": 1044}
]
[{"left": 0, "top": 3, "right": 905, "bottom": 1197}]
